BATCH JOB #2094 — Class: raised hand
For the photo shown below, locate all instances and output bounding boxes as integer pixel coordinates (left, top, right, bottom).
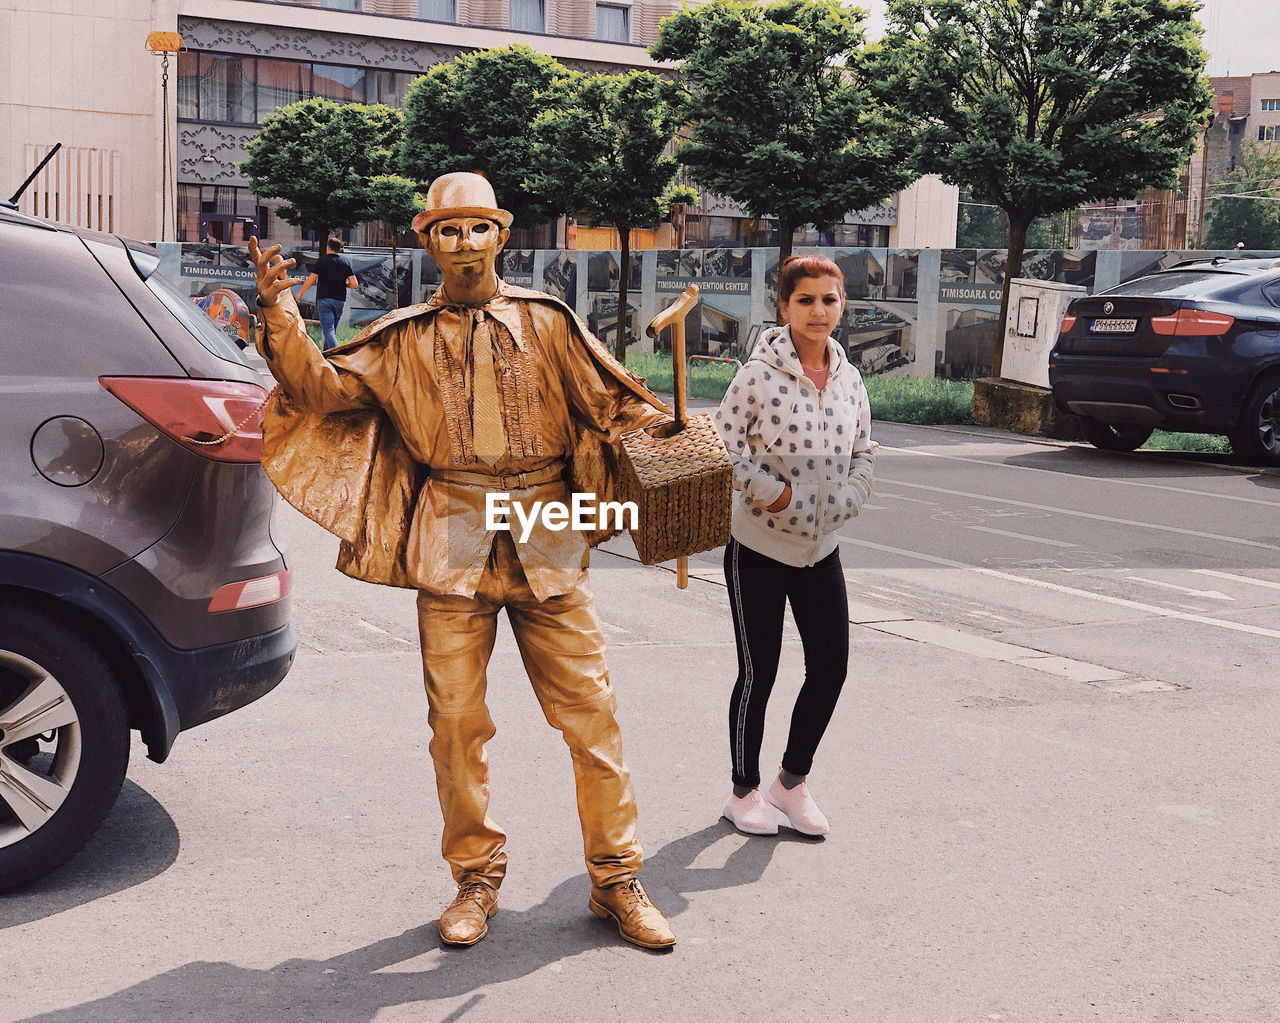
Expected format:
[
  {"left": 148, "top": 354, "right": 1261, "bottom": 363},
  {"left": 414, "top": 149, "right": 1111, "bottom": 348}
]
[{"left": 248, "top": 236, "right": 301, "bottom": 308}]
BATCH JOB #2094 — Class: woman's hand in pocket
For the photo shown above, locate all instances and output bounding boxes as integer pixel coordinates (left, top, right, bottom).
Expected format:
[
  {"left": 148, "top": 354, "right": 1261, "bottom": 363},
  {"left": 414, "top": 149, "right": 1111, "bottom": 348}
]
[{"left": 766, "top": 485, "right": 792, "bottom": 513}]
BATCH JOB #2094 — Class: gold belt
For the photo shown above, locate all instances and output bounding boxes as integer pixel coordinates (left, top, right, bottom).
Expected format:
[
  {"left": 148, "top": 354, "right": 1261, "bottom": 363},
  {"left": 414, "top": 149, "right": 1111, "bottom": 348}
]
[{"left": 432, "top": 462, "right": 565, "bottom": 490}]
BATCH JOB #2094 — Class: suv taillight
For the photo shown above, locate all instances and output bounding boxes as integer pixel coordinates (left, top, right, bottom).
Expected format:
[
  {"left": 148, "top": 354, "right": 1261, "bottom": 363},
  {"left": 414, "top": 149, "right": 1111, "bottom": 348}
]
[
  {"left": 100, "top": 377, "right": 268, "bottom": 463},
  {"left": 1059, "top": 312, "right": 1078, "bottom": 334},
  {"left": 1148, "top": 308, "right": 1236, "bottom": 336},
  {"left": 208, "top": 569, "right": 293, "bottom": 612}
]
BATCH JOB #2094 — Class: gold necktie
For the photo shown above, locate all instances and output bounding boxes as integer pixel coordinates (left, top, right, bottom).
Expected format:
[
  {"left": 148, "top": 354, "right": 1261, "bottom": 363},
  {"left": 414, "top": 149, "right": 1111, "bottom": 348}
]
[{"left": 470, "top": 309, "right": 506, "bottom": 465}]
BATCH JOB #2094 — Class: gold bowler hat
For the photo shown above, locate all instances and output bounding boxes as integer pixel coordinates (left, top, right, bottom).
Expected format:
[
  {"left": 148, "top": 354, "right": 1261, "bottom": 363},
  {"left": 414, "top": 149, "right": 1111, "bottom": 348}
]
[{"left": 412, "top": 172, "right": 513, "bottom": 233}]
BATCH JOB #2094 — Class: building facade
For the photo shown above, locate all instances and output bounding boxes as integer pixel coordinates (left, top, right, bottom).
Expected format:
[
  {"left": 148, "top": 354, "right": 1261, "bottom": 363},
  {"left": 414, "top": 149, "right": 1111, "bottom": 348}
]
[
  {"left": 1185, "top": 71, "right": 1280, "bottom": 246},
  {"left": 4, "top": 0, "right": 958, "bottom": 249}
]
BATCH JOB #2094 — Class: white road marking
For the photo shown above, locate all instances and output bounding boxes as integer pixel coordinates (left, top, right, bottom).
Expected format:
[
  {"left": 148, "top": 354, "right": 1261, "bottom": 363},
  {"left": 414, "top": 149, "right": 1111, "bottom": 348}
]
[
  {"left": 1194, "top": 569, "right": 1280, "bottom": 592},
  {"left": 966, "top": 525, "right": 1079, "bottom": 548},
  {"left": 621, "top": 546, "right": 1165, "bottom": 689},
  {"left": 356, "top": 618, "right": 414, "bottom": 645},
  {"left": 876, "top": 477, "right": 1280, "bottom": 554},
  {"left": 877, "top": 491, "right": 938, "bottom": 505},
  {"left": 838, "top": 535, "right": 1280, "bottom": 641},
  {"left": 863, "top": 619, "right": 1138, "bottom": 684},
  {"left": 882, "top": 443, "right": 1280, "bottom": 508},
  {"left": 1126, "top": 577, "right": 1233, "bottom": 601}
]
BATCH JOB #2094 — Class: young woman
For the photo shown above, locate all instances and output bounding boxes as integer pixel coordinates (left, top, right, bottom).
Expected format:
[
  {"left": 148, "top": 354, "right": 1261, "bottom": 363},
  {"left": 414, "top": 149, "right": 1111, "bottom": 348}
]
[{"left": 713, "top": 254, "right": 877, "bottom": 836}]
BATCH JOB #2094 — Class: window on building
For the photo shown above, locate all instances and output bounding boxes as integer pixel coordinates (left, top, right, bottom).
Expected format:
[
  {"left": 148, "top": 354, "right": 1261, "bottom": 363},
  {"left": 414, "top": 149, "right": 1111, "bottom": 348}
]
[
  {"left": 319, "top": 0, "right": 362, "bottom": 10},
  {"left": 510, "top": 0, "right": 545, "bottom": 33},
  {"left": 256, "top": 58, "right": 311, "bottom": 119},
  {"left": 1259, "top": 125, "right": 1278, "bottom": 142},
  {"left": 176, "top": 183, "right": 266, "bottom": 243},
  {"left": 1262, "top": 99, "right": 1280, "bottom": 111},
  {"left": 312, "top": 64, "right": 367, "bottom": 105},
  {"left": 177, "top": 51, "right": 201, "bottom": 120},
  {"left": 368, "top": 69, "right": 415, "bottom": 107},
  {"left": 597, "top": 3, "right": 630, "bottom": 42},
  {"left": 419, "top": 0, "right": 455, "bottom": 20},
  {"left": 187, "top": 53, "right": 256, "bottom": 124}
]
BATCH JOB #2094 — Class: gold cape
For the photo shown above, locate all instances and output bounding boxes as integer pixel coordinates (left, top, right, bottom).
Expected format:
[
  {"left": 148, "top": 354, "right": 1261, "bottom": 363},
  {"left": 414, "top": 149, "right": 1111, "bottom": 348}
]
[{"left": 259, "top": 285, "right": 669, "bottom": 588}]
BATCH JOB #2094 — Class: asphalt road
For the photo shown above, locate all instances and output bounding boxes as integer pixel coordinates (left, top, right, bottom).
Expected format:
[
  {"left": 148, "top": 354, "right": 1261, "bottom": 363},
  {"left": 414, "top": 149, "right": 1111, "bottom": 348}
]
[{"left": 4, "top": 421, "right": 1279, "bottom": 1023}]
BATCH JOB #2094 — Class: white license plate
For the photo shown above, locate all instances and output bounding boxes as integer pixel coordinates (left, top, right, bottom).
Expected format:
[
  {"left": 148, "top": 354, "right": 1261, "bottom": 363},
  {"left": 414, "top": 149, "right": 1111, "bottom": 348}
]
[{"left": 1090, "top": 317, "right": 1138, "bottom": 334}]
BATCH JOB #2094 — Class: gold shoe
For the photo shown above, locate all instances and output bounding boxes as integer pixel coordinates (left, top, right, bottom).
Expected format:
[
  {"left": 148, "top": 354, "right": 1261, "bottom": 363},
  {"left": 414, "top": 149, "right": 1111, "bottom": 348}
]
[
  {"left": 439, "top": 880, "right": 498, "bottom": 947},
  {"left": 588, "top": 878, "right": 676, "bottom": 950}
]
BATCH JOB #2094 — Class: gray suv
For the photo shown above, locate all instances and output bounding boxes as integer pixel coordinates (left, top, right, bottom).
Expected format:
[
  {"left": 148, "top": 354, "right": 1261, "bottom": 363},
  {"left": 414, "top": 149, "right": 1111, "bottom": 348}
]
[{"left": 0, "top": 205, "right": 295, "bottom": 890}]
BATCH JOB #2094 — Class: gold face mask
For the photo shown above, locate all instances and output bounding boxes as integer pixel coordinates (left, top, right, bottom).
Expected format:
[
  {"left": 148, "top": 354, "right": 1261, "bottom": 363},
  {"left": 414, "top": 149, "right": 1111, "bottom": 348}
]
[
  {"left": 430, "top": 218, "right": 502, "bottom": 253},
  {"left": 425, "top": 216, "right": 509, "bottom": 302}
]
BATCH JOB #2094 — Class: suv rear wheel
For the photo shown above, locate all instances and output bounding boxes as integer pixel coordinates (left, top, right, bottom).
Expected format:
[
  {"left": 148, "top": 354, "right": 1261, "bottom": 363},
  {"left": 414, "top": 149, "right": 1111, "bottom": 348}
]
[
  {"left": 0, "top": 606, "right": 130, "bottom": 891},
  {"left": 1229, "top": 377, "right": 1280, "bottom": 466},
  {"left": 1080, "top": 418, "right": 1155, "bottom": 452}
]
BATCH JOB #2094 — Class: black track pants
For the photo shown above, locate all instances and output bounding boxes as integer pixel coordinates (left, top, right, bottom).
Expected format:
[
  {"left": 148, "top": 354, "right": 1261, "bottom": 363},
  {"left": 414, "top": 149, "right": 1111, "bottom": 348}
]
[{"left": 723, "top": 537, "right": 850, "bottom": 790}]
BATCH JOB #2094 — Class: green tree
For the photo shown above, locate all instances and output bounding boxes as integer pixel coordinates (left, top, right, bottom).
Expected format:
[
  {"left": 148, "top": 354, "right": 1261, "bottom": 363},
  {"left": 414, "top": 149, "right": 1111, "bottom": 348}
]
[
  {"left": 364, "top": 174, "right": 426, "bottom": 308},
  {"left": 529, "top": 71, "right": 688, "bottom": 360},
  {"left": 399, "top": 44, "right": 578, "bottom": 230},
  {"left": 880, "top": 0, "right": 1212, "bottom": 377},
  {"left": 1203, "top": 139, "right": 1280, "bottom": 249},
  {"left": 242, "top": 99, "right": 402, "bottom": 244},
  {"left": 650, "top": 0, "right": 918, "bottom": 274}
]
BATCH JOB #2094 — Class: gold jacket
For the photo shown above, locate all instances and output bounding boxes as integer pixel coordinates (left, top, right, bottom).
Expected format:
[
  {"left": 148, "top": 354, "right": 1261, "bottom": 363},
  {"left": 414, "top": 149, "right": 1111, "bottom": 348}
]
[{"left": 256, "top": 282, "right": 667, "bottom": 597}]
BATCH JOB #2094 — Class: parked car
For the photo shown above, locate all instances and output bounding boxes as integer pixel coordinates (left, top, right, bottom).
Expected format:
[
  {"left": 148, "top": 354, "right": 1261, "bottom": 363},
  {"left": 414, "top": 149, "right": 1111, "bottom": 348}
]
[
  {"left": 0, "top": 203, "right": 295, "bottom": 891},
  {"left": 1049, "top": 257, "right": 1280, "bottom": 464}
]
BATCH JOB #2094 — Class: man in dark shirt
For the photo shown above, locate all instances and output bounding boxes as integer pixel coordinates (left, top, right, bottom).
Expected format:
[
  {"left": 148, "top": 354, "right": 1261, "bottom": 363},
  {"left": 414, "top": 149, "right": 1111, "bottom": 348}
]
[{"left": 297, "top": 237, "right": 358, "bottom": 351}]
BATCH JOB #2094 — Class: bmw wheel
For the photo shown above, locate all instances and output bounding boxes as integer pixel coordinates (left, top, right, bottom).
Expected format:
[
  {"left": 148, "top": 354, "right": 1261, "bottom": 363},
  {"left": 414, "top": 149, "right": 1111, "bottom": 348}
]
[
  {"left": 0, "top": 605, "right": 129, "bottom": 892},
  {"left": 1079, "top": 418, "right": 1154, "bottom": 453},
  {"left": 1229, "top": 377, "right": 1280, "bottom": 466}
]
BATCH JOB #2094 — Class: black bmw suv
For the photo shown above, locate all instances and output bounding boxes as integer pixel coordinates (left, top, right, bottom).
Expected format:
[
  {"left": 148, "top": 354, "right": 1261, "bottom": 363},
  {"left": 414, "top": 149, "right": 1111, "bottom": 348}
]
[
  {"left": 1049, "top": 257, "right": 1280, "bottom": 464},
  {"left": 0, "top": 205, "right": 295, "bottom": 890}
]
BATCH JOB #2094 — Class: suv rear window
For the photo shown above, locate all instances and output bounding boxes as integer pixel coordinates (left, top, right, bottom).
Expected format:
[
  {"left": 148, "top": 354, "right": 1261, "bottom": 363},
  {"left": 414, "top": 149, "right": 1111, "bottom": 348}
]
[
  {"left": 1106, "top": 271, "right": 1251, "bottom": 298},
  {"left": 129, "top": 248, "right": 252, "bottom": 366}
]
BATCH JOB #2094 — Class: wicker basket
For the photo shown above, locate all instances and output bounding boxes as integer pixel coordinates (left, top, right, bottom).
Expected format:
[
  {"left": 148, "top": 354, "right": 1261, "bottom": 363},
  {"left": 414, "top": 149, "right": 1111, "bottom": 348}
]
[{"left": 620, "top": 412, "right": 732, "bottom": 565}]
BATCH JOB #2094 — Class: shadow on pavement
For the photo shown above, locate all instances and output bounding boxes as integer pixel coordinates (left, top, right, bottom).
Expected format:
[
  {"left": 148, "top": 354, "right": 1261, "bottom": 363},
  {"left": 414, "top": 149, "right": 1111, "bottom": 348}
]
[
  {"left": 1000, "top": 445, "right": 1267, "bottom": 479},
  {"left": 0, "top": 780, "right": 179, "bottom": 930},
  {"left": 16, "top": 821, "right": 810, "bottom": 1023}
]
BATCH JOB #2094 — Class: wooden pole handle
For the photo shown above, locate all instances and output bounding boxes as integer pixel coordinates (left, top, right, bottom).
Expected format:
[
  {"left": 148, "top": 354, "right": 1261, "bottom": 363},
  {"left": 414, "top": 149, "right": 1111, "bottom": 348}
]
[{"left": 646, "top": 283, "right": 700, "bottom": 337}]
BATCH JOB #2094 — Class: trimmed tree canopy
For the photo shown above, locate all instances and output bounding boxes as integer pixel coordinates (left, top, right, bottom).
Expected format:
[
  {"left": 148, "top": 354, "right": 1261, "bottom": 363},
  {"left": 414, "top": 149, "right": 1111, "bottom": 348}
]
[
  {"left": 242, "top": 98, "right": 402, "bottom": 241},
  {"left": 879, "top": 0, "right": 1212, "bottom": 374},
  {"left": 399, "top": 44, "right": 578, "bottom": 228},
  {"left": 529, "top": 70, "right": 686, "bottom": 359},
  {"left": 650, "top": 0, "right": 919, "bottom": 268}
]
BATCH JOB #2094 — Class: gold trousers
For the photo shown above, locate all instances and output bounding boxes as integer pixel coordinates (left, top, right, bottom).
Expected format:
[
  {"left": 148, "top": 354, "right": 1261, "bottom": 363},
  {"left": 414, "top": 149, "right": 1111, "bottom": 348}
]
[{"left": 415, "top": 532, "right": 643, "bottom": 890}]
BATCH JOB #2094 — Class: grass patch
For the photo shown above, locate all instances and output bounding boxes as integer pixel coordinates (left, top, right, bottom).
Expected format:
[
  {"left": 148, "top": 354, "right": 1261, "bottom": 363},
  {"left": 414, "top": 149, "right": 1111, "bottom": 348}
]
[
  {"left": 1144, "top": 430, "right": 1232, "bottom": 454},
  {"left": 625, "top": 351, "right": 740, "bottom": 400},
  {"left": 865, "top": 375, "right": 977, "bottom": 426},
  {"left": 304, "top": 323, "right": 363, "bottom": 349}
]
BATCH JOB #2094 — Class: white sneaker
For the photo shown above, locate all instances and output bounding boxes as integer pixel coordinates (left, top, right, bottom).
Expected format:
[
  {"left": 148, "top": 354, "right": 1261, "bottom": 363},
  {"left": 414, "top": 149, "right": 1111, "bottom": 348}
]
[
  {"left": 765, "top": 774, "right": 830, "bottom": 836},
  {"left": 722, "top": 790, "right": 779, "bottom": 836}
]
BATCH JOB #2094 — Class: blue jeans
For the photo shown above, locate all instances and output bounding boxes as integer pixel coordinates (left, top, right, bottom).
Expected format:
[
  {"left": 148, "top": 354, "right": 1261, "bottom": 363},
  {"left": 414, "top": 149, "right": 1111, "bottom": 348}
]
[{"left": 317, "top": 298, "right": 344, "bottom": 352}]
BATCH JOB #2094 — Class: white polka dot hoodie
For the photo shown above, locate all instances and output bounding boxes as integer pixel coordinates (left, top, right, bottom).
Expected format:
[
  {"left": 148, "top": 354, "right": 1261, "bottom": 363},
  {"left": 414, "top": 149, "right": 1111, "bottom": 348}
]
[{"left": 714, "top": 324, "right": 878, "bottom": 567}]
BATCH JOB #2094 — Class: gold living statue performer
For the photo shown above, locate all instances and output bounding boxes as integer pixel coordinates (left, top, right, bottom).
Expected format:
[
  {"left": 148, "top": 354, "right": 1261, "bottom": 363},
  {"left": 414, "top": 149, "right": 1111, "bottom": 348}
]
[{"left": 247, "top": 172, "right": 676, "bottom": 950}]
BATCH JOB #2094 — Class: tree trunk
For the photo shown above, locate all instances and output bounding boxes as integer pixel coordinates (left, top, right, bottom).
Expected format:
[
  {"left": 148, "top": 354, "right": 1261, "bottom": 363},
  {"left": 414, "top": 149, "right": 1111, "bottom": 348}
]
[
  {"left": 390, "top": 237, "right": 399, "bottom": 310},
  {"left": 776, "top": 215, "right": 798, "bottom": 321},
  {"left": 616, "top": 222, "right": 632, "bottom": 364},
  {"left": 993, "top": 212, "right": 1032, "bottom": 379}
]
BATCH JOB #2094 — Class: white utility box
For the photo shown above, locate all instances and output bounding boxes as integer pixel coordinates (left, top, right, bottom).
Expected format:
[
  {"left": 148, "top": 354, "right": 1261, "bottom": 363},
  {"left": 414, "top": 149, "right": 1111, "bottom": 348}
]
[{"left": 1001, "top": 278, "right": 1087, "bottom": 388}]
